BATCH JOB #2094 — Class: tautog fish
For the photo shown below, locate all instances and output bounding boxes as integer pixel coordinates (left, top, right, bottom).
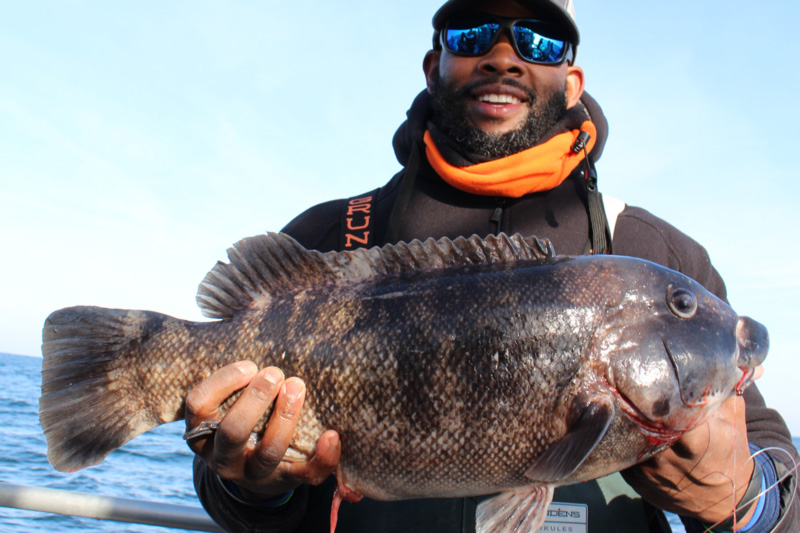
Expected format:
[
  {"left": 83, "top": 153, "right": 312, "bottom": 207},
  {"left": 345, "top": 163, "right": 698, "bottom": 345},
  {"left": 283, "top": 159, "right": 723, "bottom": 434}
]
[{"left": 39, "top": 233, "right": 768, "bottom": 532}]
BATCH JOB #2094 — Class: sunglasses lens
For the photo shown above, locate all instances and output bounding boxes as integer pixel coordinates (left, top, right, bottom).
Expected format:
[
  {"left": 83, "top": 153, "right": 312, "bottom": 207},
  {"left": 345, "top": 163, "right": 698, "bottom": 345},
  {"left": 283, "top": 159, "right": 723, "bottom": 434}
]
[
  {"left": 513, "top": 21, "right": 567, "bottom": 63},
  {"left": 443, "top": 14, "right": 570, "bottom": 65},
  {"left": 444, "top": 21, "right": 500, "bottom": 56}
]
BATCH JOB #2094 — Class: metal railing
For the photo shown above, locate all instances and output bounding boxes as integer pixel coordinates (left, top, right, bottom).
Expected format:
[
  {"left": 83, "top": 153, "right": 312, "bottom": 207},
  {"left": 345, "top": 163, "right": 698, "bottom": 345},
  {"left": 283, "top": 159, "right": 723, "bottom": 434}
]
[{"left": 0, "top": 482, "right": 224, "bottom": 532}]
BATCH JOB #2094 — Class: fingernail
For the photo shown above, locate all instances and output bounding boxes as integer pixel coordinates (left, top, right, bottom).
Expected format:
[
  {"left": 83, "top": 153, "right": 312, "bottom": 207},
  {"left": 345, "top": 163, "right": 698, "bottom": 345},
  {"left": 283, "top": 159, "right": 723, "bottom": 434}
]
[
  {"left": 328, "top": 433, "right": 339, "bottom": 448},
  {"left": 262, "top": 367, "right": 284, "bottom": 385},
  {"left": 235, "top": 361, "right": 256, "bottom": 374},
  {"left": 283, "top": 378, "right": 305, "bottom": 400}
]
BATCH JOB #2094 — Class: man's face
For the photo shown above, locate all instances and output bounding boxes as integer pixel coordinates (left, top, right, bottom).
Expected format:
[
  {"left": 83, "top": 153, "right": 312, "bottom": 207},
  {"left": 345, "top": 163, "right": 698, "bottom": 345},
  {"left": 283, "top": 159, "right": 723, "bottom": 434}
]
[{"left": 424, "top": 1, "right": 584, "bottom": 158}]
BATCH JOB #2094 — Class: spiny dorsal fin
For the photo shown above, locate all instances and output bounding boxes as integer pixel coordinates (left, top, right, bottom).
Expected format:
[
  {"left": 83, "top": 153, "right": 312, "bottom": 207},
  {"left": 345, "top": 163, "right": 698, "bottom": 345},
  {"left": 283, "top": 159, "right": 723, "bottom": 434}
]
[{"left": 196, "top": 232, "right": 556, "bottom": 319}]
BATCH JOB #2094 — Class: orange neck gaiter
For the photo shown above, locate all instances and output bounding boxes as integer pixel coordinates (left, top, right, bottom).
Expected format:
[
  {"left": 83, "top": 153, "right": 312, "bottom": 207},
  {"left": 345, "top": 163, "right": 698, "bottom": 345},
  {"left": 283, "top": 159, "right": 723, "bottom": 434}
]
[{"left": 424, "top": 121, "right": 597, "bottom": 198}]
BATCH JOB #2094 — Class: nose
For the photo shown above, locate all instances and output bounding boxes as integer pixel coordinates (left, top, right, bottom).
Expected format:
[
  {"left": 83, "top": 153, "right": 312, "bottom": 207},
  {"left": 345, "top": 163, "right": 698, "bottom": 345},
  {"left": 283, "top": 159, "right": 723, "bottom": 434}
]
[
  {"left": 477, "top": 32, "right": 525, "bottom": 76},
  {"left": 736, "top": 316, "right": 769, "bottom": 369}
]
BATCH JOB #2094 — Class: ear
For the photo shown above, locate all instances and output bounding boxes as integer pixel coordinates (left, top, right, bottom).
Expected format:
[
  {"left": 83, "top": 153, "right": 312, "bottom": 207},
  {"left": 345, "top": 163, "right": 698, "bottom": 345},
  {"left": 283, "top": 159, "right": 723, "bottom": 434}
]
[
  {"left": 565, "top": 65, "right": 585, "bottom": 109},
  {"left": 423, "top": 50, "right": 441, "bottom": 94}
]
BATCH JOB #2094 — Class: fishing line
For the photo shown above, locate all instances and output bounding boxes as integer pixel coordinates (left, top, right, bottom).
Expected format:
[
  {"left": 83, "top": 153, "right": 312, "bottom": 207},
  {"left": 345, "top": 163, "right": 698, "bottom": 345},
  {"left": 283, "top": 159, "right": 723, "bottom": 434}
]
[
  {"left": 699, "top": 397, "right": 752, "bottom": 533},
  {"left": 733, "top": 398, "right": 739, "bottom": 529},
  {"left": 702, "top": 445, "right": 799, "bottom": 533}
]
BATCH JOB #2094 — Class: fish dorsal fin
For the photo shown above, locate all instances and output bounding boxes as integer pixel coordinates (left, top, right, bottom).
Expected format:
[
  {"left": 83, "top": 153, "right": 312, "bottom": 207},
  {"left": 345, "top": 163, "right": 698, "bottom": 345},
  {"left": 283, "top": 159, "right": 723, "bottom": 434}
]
[
  {"left": 524, "top": 397, "right": 614, "bottom": 483},
  {"left": 196, "top": 232, "right": 556, "bottom": 319}
]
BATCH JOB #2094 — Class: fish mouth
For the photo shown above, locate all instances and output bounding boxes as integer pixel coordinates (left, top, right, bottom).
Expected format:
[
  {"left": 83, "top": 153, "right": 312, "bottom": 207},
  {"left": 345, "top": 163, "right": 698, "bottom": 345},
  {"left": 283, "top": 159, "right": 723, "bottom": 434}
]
[
  {"left": 730, "top": 316, "right": 768, "bottom": 395},
  {"left": 661, "top": 317, "right": 764, "bottom": 410},
  {"left": 735, "top": 366, "right": 757, "bottom": 395},
  {"left": 736, "top": 316, "right": 768, "bottom": 369}
]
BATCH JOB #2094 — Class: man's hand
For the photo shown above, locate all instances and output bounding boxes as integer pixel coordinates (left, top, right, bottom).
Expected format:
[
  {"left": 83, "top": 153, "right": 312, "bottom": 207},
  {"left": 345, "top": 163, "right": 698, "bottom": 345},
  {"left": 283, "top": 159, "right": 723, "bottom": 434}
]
[
  {"left": 622, "top": 390, "right": 759, "bottom": 529},
  {"left": 185, "top": 361, "right": 341, "bottom": 501}
]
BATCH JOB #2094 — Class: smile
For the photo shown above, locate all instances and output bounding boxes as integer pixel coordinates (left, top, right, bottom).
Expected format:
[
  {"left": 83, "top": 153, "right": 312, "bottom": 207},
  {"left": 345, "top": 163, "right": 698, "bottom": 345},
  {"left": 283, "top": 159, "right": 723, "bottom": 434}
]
[{"left": 476, "top": 94, "right": 522, "bottom": 105}]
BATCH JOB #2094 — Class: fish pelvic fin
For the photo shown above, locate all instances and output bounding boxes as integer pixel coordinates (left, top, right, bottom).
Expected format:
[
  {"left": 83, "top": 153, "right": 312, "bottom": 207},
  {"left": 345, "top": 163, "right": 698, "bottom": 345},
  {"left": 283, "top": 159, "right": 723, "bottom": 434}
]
[
  {"left": 40, "top": 306, "right": 185, "bottom": 472},
  {"left": 196, "top": 232, "right": 557, "bottom": 319},
  {"left": 476, "top": 485, "right": 554, "bottom": 533},
  {"left": 330, "top": 480, "right": 363, "bottom": 533}
]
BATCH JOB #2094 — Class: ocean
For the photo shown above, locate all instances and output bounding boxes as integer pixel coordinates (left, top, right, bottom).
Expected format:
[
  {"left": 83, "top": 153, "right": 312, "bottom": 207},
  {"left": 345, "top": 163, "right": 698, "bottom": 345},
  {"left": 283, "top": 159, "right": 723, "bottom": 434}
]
[
  {"left": 0, "top": 353, "right": 199, "bottom": 532},
  {"left": 1, "top": 352, "right": 797, "bottom": 533}
]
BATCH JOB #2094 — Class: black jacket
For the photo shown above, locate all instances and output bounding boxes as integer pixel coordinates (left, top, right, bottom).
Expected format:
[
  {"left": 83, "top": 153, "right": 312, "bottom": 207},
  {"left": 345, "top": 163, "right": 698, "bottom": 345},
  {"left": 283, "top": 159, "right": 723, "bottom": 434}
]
[{"left": 195, "top": 91, "right": 799, "bottom": 532}]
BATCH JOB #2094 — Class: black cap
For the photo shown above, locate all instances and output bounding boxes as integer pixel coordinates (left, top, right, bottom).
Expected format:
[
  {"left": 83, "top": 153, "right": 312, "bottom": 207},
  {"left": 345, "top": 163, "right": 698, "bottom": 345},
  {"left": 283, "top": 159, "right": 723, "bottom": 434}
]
[{"left": 433, "top": 0, "right": 580, "bottom": 47}]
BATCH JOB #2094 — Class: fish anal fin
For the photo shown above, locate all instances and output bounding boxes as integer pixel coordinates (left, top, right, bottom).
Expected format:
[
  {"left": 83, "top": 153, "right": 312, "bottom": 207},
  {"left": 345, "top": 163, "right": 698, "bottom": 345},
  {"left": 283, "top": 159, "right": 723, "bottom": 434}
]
[
  {"left": 476, "top": 485, "right": 554, "bottom": 533},
  {"left": 525, "top": 397, "right": 614, "bottom": 483}
]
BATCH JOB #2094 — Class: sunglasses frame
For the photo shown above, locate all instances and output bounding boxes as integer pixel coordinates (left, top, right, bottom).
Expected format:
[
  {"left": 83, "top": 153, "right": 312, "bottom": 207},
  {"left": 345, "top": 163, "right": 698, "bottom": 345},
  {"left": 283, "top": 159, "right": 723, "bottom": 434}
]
[{"left": 437, "top": 13, "right": 575, "bottom": 66}]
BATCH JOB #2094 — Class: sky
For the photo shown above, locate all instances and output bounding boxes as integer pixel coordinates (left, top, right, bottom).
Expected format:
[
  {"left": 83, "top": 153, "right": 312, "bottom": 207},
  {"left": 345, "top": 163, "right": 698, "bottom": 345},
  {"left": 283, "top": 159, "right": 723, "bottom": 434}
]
[{"left": 1, "top": 1, "right": 798, "bottom": 434}]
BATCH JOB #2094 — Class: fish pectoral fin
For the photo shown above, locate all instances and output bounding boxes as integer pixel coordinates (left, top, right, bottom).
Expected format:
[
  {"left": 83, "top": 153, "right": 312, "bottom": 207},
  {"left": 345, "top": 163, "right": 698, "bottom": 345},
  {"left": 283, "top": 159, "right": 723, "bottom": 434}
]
[
  {"left": 524, "top": 397, "right": 614, "bottom": 483},
  {"left": 475, "top": 485, "right": 554, "bottom": 533}
]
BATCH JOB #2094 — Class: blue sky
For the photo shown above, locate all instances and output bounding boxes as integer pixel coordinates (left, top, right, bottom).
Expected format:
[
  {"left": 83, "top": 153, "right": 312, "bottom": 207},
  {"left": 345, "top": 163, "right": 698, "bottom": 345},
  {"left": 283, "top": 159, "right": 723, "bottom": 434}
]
[{"left": 2, "top": 1, "right": 798, "bottom": 434}]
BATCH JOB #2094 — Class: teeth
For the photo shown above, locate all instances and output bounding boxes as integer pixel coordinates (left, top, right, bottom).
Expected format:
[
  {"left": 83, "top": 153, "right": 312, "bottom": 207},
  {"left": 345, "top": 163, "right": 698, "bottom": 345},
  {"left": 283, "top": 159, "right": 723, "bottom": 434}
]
[{"left": 478, "top": 94, "right": 521, "bottom": 104}]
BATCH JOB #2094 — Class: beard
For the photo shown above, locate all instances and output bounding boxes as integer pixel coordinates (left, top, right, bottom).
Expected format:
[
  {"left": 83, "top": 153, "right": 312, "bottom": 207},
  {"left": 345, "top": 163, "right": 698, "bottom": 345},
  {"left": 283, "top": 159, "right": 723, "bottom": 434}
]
[{"left": 429, "top": 71, "right": 568, "bottom": 161}]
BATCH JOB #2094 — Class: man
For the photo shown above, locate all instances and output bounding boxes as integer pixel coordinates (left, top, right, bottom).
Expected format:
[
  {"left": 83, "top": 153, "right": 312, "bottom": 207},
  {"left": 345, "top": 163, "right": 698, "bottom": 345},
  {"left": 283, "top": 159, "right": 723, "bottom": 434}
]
[{"left": 186, "top": 0, "right": 799, "bottom": 531}]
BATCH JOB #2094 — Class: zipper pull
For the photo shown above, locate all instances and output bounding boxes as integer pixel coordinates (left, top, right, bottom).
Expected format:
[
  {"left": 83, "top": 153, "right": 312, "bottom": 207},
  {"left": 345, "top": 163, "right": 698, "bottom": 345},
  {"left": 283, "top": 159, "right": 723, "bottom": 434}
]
[
  {"left": 490, "top": 207, "right": 503, "bottom": 225},
  {"left": 490, "top": 200, "right": 506, "bottom": 234}
]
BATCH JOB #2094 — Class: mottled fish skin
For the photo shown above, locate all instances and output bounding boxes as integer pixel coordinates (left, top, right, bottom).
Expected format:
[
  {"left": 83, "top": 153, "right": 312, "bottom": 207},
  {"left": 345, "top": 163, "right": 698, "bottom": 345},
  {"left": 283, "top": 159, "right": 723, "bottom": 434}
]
[{"left": 40, "top": 233, "right": 767, "bottom": 507}]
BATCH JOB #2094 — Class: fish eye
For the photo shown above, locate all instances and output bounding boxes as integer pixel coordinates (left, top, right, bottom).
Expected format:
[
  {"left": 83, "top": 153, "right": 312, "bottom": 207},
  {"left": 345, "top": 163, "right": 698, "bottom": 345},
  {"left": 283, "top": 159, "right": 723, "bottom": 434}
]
[{"left": 667, "top": 287, "right": 698, "bottom": 319}]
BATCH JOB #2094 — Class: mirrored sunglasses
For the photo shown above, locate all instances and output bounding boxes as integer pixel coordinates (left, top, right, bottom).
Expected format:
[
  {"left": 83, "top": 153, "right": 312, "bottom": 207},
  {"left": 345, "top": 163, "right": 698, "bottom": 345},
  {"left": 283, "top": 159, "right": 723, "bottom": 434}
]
[{"left": 442, "top": 13, "right": 572, "bottom": 65}]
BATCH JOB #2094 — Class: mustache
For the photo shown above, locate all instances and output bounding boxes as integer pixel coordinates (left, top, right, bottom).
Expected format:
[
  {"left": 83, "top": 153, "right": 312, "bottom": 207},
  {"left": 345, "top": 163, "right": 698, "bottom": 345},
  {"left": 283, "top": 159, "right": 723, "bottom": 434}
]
[{"left": 454, "top": 77, "right": 538, "bottom": 104}]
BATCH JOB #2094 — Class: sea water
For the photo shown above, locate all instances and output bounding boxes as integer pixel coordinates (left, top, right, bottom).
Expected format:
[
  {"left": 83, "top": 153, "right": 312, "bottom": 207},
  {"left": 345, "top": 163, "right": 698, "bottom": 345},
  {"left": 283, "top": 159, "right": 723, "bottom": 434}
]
[
  {"left": 0, "top": 353, "right": 199, "bottom": 532},
  {"left": 1, "top": 352, "right": 797, "bottom": 533}
]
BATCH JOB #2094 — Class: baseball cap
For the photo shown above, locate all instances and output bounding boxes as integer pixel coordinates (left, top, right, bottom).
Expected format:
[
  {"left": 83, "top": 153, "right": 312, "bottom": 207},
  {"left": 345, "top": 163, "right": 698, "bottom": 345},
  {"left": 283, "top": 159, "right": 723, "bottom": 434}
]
[{"left": 433, "top": 0, "right": 580, "bottom": 47}]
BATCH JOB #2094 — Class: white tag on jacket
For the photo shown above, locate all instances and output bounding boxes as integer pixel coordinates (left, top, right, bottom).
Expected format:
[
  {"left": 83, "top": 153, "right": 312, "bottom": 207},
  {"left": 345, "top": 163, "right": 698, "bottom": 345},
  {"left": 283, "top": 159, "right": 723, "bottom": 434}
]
[{"left": 536, "top": 502, "right": 588, "bottom": 532}]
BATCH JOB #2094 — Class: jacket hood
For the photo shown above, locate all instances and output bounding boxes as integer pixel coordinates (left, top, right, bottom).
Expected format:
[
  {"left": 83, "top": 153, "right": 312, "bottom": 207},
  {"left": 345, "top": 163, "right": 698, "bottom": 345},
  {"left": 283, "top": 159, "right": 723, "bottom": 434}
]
[{"left": 392, "top": 90, "right": 609, "bottom": 167}]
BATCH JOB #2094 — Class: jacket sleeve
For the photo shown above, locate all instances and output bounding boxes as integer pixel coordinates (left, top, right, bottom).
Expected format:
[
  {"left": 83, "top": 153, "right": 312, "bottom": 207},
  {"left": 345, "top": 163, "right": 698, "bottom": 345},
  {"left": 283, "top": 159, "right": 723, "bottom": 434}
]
[
  {"left": 193, "top": 455, "right": 312, "bottom": 533},
  {"left": 735, "top": 386, "right": 799, "bottom": 533},
  {"left": 612, "top": 206, "right": 727, "bottom": 301},
  {"left": 615, "top": 206, "right": 800, "bottom": 532}
]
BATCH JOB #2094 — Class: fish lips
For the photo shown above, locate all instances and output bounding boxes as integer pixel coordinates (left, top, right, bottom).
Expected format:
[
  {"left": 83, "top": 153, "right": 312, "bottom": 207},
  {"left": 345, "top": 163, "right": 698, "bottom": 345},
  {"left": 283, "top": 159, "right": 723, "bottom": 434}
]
[{"left": 735, "top": 316, "right": 769, "bottom": 369}]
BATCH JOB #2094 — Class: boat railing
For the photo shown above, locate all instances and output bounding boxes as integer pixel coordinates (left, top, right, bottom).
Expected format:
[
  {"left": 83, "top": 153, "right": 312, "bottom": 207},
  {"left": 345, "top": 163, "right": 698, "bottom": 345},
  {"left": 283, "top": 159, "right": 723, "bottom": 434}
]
[{"left": 0, "top": 482, "right": 224, "bottom": 532}]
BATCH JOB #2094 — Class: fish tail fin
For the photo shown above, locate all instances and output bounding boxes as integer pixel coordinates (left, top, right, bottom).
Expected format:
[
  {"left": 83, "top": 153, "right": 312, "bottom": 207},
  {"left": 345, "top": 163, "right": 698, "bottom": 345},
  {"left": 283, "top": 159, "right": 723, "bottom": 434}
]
[{"left": 40, "top": 306, "right": 186, "bottom": 472}]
